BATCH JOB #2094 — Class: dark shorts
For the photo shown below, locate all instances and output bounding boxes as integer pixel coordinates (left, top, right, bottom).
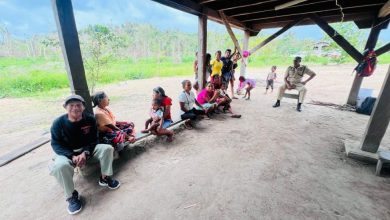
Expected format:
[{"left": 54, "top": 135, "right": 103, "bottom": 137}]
[
  {"left": 222, "top": 71, "right": 233, "bottom": 83},
  {"left": 266, "top": 79, "right": 274, "bottom": 89}
]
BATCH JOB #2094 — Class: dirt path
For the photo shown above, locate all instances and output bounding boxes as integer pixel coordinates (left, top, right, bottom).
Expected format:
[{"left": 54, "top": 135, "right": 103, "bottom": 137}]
[{"left": 0, "top": 64, "right": 389, "bottom": 219}]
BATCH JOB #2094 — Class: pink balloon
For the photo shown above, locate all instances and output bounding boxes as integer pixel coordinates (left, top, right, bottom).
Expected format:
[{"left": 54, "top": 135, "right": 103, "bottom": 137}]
[{"left": 243, "top": 50, "right": 251, "bottom": 58}]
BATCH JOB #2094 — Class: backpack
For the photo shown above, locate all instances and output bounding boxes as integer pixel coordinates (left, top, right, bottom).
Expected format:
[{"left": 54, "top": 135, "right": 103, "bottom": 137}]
[
  {"left": 355, "top": 50, "right": 377, "bottom": 77},
  {"left": 356, "top": 97, "right": 376, "bottom": 115}
]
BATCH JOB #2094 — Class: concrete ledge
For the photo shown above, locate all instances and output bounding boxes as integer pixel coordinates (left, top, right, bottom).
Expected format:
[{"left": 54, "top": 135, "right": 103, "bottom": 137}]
[{"left": 344, "top": 139, "right": 385, "bottom": 164}]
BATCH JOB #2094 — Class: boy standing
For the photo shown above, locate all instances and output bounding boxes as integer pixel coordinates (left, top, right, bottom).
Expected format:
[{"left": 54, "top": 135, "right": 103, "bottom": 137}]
[{"left": 265, "top": 66, "right": 277, "bottom": 94}]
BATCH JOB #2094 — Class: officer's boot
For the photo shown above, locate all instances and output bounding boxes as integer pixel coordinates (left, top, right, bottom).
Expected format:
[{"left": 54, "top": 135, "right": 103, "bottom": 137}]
[
  {"left": 297, "top": 103, "right": 302, "bottom": 112},
  {"left": 273, "top": 100, "right": 281, "bottom": 108}
]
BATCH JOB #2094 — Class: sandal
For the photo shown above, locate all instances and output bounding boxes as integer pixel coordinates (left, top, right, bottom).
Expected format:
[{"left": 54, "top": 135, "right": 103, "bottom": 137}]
[{"left": 231, "top": 114, "right": 242, "bottom": 118}]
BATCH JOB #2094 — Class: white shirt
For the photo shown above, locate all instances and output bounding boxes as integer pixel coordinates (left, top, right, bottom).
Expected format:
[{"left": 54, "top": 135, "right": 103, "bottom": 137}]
[{"left": 179, "top": 90, "right": 196, "bottom": 115}]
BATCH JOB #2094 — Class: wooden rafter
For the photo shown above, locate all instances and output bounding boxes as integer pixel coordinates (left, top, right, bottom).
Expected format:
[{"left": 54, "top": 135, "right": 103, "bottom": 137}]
[
  {"left": 310, "top": 14, "right": 363, "bottom": 62},
  {"left": 376, "top": 42, "right": 390, "bottom": 56},
  {"left": 219, "top": 11, "right": 243, "bottom": 54},
  {"left": 249, "top": 18, "right": 303, "bottom": 55},
  {"left": 379, "top": 0, "right": 390, "bottom": 17}
]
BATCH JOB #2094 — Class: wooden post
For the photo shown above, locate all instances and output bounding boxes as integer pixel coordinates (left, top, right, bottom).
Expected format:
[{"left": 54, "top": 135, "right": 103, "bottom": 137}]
[
  {"left": 219, "top": 11, "right": 243, "bottom": 54},
  {"left": 240, "top": 30, "right": 250, "bottom": 76},
  {"left": 249, "top": 18, "right": 302, "bottom": 54},
  {"left": 347, "top": 20, "right": 383, "bottom": 106},
  {"left": 197, "top": 13, "right": 207, "bottom": 89},
  {"left": 51, "top": 0, "right": 92, "bottom": 113},
  {"left": 360, "top": 65, "right": 390, "bottom": 153}
]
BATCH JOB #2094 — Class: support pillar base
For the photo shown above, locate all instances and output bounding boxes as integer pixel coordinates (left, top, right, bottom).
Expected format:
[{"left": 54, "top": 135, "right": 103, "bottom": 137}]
[{"left": 344, "top": 139, "right": 385, "bottom": 164}]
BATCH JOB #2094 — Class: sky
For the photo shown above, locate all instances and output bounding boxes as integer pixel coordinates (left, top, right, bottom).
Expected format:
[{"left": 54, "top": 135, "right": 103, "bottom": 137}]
[{"left": 0, "top": 0, "right": 389, "bottom": 42}]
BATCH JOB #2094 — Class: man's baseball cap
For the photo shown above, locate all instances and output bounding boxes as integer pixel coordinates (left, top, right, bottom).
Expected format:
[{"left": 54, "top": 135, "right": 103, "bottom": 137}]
[{"left": 64, "top": 94, "right": 85, "bottom": 106}]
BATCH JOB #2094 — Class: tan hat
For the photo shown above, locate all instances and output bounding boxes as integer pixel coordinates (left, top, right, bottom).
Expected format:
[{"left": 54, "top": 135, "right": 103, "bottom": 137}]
[{"left": 64, "top": 94, "right": 85, "bottom": 106}]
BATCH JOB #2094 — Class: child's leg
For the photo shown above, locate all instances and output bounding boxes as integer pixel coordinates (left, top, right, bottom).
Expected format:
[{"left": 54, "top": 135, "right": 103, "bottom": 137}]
[
  {"left": 246, "top": 86, "right": 253, "bottom": 100},
  {"left": 141, "top": 118, "right": 153, "bottom": 133},
  {"left": 156, "top": 128, "right": 174, "bottom": 142}
]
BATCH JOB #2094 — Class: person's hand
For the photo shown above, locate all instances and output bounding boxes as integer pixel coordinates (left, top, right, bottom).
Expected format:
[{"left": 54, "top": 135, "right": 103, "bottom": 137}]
[{"left": 78, "top": 152, "right": 87, "bottom": 167}]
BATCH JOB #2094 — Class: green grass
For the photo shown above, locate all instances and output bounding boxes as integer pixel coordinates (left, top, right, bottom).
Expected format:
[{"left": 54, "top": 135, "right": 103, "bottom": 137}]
[
  {"left": 1, "top": 54, "right": 389, "bottom": 98},
  {"left": 0, "top": 57, "right": 192, "bottom": 98}
]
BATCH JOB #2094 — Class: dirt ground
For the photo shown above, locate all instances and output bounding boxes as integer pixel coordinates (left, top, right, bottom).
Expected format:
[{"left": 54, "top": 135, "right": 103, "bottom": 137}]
[{"left": 0, "top": 64, "right": 390, "bottom": 219}]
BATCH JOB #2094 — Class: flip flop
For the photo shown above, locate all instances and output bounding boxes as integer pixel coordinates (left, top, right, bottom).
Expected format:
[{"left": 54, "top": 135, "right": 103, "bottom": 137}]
[{"left": 231, "top": 114, "right": 242, "bottom": 118}]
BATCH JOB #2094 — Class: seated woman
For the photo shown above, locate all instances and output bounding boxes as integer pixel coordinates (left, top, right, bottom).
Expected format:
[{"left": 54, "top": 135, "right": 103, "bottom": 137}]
[
  {"left": 179, "top": 80, "right": 207, "bottom": 129},
  {"left": 196, "top": 82, "right": 218, "bottom": 115},
  {"left": 152, "top": 87, "right": 173, "bottom": 128},
  {"left": 92, "top": 91, "right": 136, "bottom": 151},
  {"left": 141, "top": 98, "right": 174, "bottom": 142}
]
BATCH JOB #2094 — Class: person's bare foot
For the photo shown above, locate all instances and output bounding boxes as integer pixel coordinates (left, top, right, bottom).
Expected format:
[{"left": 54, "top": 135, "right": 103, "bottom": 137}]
[
  {"left": 245, "top": 98, "right": 250, "bottom": 100},
  {"left": 167, "top": 135, "right": 174, "bottom": 142},
  {"left": 231, "top": 114, "right": 241, "bottom": 118},
  {"left": 141, "top": 129, "right": 149, "bottom": 133}
]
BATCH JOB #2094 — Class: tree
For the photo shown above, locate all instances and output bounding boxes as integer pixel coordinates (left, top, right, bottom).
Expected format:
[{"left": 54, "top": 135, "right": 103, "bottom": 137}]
[{"left": 81, "top": 24, "right": 120, "bottom": 93}]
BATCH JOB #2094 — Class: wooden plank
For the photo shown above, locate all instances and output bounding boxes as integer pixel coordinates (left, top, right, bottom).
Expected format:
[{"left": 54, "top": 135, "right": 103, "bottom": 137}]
[
  {"left": 283, "top": 93, "right": 300, "bottom": 99},
  {"left": 51, "top": 0, "right": 93, "bottom": 113},
  {"left": 310, "top": 14, "right": 363, "bottom": 63},
  {"left": 376, "top": 42, "right": 390, "bottom": 56},
  {"left": 249, "top": 18, "right": 302, "bottom": 55},
  {"left": 197, "top": 13, "right": 207, "bottom": 89},
  {"left": 219, "top": 11, "right": 243, "bottom": 54},
  {"left": 0, "top": 136, "right": 50, "bottom": 167},
  {"left": 347, "top": 19, "right": 382, "bottom": 105},
  {"left": 240, "top": 30, "right": 250, "bottom": 77},
  {"left": 360, "top": 65, "right": 390, "bottom": 153},
  {"left": 379, "top": 0, "right": 390, "bottom": 17}
]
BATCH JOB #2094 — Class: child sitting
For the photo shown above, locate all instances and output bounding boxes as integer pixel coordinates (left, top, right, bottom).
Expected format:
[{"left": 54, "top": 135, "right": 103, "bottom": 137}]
[
  {"left": 238, "top": 76, "right": 256, "bottom": 100},
  {"left": 219, "top": 83, "right": 241, "bottom": 118},
  {"left": 141, "top": 98, "right": 174, "bottom": 142}
]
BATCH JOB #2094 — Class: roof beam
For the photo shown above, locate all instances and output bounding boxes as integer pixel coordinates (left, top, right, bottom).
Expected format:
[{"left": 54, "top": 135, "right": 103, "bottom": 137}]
[
  {"left": 376, "top": 42, "right": 390, "bottom": 56},
  {"left": 199, "top": 0, "right": 219, "bottom": 4},
  {"left": 241, "top": 4, "right": 384, "bottom": 22},
  {"left": 219, "top": 11, "right": 243, "bottom": 54},
  {"left": 249, "top": 18, "right": 303, "bottom": 54},
  {"left": 379, "top": 0, "right": 390, "bottom": 17},
  {"left": 310, "top": 14, "right": 363, "bottom": 62},
  {"left": 150, "top": 0, "right": 250, "bottom": 31},
  {"left": 213, "top": 0, "right": 280, "bottom": 11},
  {"left": 228, "top": 0, "right": 334, "bottom": 17}
]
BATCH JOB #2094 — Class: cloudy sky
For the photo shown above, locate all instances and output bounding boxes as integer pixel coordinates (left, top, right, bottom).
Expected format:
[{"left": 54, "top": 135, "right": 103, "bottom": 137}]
[{"left": 0, "top": 0, "right": 389, "bottom": 42}]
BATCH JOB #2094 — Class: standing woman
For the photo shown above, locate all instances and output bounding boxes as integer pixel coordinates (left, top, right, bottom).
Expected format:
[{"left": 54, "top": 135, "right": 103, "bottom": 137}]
[
  {"left": 230, "top": 51, "right": 242, "bottom": 99},
  {"left": 210, "top": 51, "right": 223, "bottom": 89},
  {"left": 152, "top": 87, "right": 173, "bottom": 128},
  {"left": 193, "top": 52, "right": 199, "bottom": 92}
]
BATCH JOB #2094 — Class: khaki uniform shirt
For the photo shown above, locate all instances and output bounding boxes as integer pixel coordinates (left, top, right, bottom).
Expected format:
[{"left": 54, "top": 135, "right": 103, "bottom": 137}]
[{"left": 285, "top": 65, "right": 315, "bottom": 84}]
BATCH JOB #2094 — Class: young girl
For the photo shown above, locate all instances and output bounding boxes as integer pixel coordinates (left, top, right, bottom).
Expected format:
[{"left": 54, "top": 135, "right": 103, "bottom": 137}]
[
  {"left": 141, "top": 98, "right": 174, "bottom": 142},
  {"left": 265, "top": 66, "right": 277, "bottom": 94},
  {"left": 218, "top": 83, "right": 241, "bottom": 118},
  {"left": 238, "top": 76, "right": 256, "bottom": 100},
  {"left": 230, "top": 51, "right": 242, "bottom": 99},
  {"left": 92, "top": 91, "right": 136, "bottom": 151}
]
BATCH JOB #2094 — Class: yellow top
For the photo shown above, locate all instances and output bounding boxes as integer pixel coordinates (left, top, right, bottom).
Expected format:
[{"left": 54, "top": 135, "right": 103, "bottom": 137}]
[{"left": 210, "top": 59, "right": 223, "bottom": 77}]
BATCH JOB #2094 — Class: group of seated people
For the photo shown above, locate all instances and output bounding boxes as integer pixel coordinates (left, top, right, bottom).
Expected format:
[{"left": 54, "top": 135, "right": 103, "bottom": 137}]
[
  {"left": 92, "top": 81, "right": 243, "bottom": 151},
  {"left": 49, "top": 77, "right": 246, "bottom": 214}
]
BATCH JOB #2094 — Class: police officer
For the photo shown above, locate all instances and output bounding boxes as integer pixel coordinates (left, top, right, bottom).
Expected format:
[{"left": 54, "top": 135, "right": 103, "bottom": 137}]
[{"left": 273, "top": 56, "right": 316, "bottom": 112}]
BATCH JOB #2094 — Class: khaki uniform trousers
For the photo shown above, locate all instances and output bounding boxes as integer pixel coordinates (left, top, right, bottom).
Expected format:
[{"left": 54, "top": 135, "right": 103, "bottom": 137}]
[
  {"left": 277, "top": 83, "right": 307, "bottom": 103},
  {"left": 50, "top": 144, "right": 114, "bottom": 198}
]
